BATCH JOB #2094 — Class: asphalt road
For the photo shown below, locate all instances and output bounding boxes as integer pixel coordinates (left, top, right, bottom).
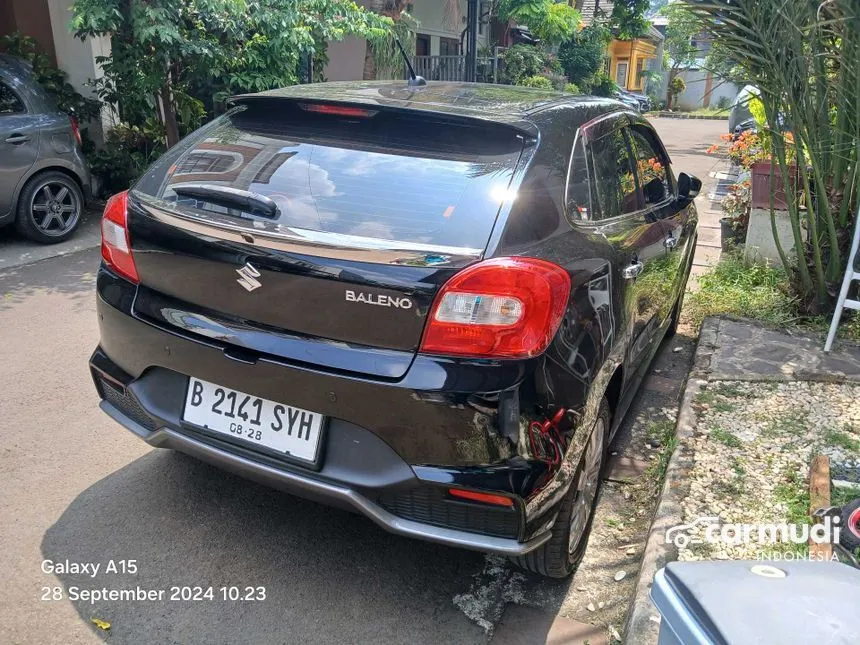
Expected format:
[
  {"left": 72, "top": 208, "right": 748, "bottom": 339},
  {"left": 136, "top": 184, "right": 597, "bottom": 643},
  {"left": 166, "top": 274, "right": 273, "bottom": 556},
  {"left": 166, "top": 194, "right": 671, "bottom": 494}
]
[{"left": 0, "top": 117, "right": 726, "bottom": 645}]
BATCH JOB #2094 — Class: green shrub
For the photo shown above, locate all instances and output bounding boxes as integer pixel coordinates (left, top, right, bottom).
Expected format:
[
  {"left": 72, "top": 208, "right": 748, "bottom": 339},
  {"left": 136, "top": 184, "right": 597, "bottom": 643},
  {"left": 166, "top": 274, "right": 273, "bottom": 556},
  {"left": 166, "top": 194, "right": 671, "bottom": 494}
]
[
  {"left": 716, "top": 95, "right": 732, "bottom": 110},
  {"left": 518, "top": 75, "right": 554, "bottom": 89},
  {"left": 590, "top": 73, "right": 618, "bottom": 97},
  {"left": 558, "top": 24, "right": 612, "bottom": 88},
  {"left": 89, "top": 121, "right": 166, "bottom": 196},
  {"left": 564, "top": 82, "right": 581, "bottom": 94},
  {"left": 499, "top": 44, "right": 560, "bottom": 85}
]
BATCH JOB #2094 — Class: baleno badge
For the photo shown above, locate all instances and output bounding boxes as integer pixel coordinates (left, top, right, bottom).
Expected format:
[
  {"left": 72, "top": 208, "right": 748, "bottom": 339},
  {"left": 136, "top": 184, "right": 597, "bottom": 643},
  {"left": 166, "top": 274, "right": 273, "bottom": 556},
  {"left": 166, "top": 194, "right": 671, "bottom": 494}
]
[
  {"left": 236, "top": 263, "right": 262, "bottom": 292},
  {"left": 346, "top": 289, "right": 413, "bottom": 309}
]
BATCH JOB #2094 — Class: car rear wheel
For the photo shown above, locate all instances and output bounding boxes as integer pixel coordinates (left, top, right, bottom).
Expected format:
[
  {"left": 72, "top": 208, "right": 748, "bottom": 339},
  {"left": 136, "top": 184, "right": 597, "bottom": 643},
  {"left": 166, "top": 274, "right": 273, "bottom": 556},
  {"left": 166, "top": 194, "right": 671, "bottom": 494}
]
[
  {"left": 512, "top": 398, "right": 609, "bottom": 578},
  {"left": 15, "top": 171, "right": 83, "bottom": 244}
]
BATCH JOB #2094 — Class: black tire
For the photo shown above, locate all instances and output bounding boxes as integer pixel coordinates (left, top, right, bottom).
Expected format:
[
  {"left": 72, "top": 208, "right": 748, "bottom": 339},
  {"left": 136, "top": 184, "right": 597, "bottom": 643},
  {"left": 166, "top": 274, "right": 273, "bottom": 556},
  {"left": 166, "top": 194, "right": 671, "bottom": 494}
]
[
  {"left": 840, "top": 498, "right": 860, "bottom": 553},
  {"left": 512, "top": 398, "right": 610, "bottom": 578},
  {"left": 15, "top": 171, "right": 84, "bottom": 244},
  {"left": 665, "top": 294, "right": 682, "bottom": 339}
]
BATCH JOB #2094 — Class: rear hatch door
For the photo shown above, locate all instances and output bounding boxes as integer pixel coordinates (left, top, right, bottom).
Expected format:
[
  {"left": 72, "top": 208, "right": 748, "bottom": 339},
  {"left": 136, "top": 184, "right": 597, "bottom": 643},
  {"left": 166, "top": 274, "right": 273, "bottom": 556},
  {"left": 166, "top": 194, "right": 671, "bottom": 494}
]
[{"left": 127, "top": 99, "right": 527, "bottom": 377}]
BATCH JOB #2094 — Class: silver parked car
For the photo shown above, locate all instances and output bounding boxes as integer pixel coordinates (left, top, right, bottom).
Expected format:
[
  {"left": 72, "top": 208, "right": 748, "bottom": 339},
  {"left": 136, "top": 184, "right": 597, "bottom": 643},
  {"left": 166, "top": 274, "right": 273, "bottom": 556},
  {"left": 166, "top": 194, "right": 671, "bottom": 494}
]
[{"left": 0, "top": 55, "right": 91, "bottom": 243}]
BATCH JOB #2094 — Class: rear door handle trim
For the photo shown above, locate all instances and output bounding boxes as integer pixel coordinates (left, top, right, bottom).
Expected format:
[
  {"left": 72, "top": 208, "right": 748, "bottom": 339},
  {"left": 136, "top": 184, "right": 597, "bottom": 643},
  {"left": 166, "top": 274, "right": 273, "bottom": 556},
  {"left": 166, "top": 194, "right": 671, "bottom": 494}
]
[{"left": 4, "top": 134, "right": 31, "bottom": 144}]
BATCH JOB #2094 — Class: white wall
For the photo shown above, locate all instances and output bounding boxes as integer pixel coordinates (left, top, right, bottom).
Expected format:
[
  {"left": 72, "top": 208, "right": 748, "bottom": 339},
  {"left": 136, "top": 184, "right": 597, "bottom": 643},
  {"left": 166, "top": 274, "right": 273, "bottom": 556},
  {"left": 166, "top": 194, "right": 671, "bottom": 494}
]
[
  {"left": 324, "top": 37, "right": 367, "bottom": 81},
  {"left": 675, "top": 69, "right": 740, "bottom": 111},
  {"left": 46, "top": 0, "right": 114, "bottom": 139}
]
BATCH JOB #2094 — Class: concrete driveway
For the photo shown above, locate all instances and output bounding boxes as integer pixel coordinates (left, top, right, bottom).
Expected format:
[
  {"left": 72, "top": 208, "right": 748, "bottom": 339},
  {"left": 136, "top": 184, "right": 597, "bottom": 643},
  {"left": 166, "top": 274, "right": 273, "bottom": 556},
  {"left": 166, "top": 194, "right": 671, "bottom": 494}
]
[{"left": 0, "top": 118, "right": 725, "bottom": 645}]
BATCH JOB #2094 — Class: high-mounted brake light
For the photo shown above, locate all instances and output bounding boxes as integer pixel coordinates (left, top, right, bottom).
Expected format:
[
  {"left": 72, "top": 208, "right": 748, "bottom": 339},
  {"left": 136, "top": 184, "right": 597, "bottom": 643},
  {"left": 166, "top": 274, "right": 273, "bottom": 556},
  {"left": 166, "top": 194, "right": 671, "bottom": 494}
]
[
  {"left": 100, "top": 190, "right": 139, "bottom": 283},
  {"left": 448, "top": 488, "right": 515, "bottom": 507},
  {"left": 69, "top": 115, "right": 82, "bottom": 147},
  {"left": 420, "top": 257, "right": 570, "bottom": 359},
  {"left": 299, "top": 103, "right": 377, "bottom": 118}
]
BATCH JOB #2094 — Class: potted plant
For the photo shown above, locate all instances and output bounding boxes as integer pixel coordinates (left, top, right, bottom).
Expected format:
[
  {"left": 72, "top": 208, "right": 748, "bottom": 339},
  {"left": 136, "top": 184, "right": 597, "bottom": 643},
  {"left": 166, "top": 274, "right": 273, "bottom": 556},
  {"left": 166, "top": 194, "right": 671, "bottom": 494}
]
[{"left": 720, "top": 180, "right": 751, "bottom": 250}]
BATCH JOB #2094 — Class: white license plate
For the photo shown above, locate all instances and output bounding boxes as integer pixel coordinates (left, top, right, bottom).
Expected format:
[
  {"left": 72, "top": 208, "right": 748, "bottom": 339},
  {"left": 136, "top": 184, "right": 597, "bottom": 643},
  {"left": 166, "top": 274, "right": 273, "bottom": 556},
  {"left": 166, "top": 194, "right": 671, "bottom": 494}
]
[{"left": 182, "top": 378, "right": 324, "bottom": 464}]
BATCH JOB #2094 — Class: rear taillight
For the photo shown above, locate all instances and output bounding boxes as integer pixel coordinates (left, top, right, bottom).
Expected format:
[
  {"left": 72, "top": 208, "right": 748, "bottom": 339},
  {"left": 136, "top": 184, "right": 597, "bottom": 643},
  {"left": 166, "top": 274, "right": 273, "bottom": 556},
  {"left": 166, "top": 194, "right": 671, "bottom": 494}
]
[
  {"left": 420, "top": 257, "right": 570, "bottom": 359},
  {"left": 101, "top": 191, "right": 139, "bottom": 283},
  {"left": 69, "top": 115, "right": 82, "bottom": 147}
]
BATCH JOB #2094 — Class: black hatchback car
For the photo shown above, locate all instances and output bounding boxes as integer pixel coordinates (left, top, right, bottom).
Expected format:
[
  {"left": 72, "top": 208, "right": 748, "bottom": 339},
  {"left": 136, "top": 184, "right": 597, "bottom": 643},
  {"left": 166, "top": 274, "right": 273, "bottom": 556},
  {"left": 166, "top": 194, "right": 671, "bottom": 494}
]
[{"left": 90, "top": 81, "right": 698, "bottom": 578}]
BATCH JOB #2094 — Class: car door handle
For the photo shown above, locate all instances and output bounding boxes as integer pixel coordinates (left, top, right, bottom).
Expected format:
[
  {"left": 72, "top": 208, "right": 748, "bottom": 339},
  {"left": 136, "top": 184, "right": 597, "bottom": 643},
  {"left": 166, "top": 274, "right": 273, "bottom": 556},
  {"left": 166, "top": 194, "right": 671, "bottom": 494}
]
[
  {"left": 4, "top": 134, "right": 31, "bottom": 144},
  {"left": 663, "top": 236, "right": 679, "bottom": 249},
  {"left": 622, "top": 260, "right": 644, "bottom": 279}
]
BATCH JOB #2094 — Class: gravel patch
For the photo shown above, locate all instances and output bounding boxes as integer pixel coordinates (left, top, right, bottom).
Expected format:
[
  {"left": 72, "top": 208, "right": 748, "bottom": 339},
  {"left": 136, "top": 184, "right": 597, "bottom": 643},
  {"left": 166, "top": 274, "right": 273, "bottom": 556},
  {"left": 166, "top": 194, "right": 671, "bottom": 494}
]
[{"left": 676, "top": 381, "right": 860, "bottom": 561}]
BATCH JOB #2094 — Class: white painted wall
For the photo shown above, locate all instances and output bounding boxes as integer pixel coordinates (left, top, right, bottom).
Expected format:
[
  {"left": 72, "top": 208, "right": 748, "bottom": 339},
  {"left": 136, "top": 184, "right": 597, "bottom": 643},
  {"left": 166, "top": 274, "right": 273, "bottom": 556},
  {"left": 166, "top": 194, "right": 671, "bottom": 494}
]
[
  {"left": 46, "top": 0, "right": 113, "bottom": 139},
  {"left": 674, "top": 69, "right": 740, "bottom": 111},
  {"left": 324, "top": 36, "right": 368, "bottom": 81}
]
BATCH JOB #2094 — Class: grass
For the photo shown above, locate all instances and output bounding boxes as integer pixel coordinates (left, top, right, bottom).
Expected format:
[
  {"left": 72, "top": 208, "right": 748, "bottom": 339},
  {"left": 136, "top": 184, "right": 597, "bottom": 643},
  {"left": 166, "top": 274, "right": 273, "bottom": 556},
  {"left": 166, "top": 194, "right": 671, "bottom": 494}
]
[
  {"left": 824, "top": 426, "right": 860, "bottom": 453},
  {"left": 646, "top": 419, "right": 679, "bottom": 482},
  {"left": 711, "top": 426, "right": 743, "bottom": 448},
  {"left": 774, "top": 470, "right": 811, "bottom": 557},
  {"left": 832, "top": 484, "right": 860, "bottom": 508},
  {"left": 684, "top": 253, "right": 860, "bottom": 341}
]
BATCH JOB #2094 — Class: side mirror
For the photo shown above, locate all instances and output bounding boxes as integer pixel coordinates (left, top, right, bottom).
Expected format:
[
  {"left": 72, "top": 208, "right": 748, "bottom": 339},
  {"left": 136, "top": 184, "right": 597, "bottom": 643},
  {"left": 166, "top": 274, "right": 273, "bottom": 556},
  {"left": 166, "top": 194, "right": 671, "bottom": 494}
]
[{"left": 677, "top": 172, "right": 702, "bottom": 200}]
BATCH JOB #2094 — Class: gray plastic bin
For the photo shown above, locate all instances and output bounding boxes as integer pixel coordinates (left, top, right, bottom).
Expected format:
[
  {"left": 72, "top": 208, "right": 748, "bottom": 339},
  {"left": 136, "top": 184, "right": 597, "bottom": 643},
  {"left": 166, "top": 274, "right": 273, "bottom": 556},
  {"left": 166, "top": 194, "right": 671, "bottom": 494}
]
[{"left": 650, "top": 560, "right": 860, "bottom": 644}]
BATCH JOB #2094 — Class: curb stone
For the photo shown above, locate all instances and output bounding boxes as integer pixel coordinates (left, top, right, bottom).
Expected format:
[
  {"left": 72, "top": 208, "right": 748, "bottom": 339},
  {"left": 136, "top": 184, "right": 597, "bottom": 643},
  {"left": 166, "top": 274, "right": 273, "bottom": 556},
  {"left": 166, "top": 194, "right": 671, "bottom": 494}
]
[
  {"left": 622, "top": 318, "right": 720, "bottom": 645},
  {"left": 647, "top": 112, "right": 729, "bottom": 120}
]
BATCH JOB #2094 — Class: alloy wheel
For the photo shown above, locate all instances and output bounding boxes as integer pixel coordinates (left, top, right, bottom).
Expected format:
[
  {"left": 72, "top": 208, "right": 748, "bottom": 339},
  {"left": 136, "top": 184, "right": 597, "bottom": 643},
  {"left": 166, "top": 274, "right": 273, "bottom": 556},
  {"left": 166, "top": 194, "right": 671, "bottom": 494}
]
[
  {"left": 568, "top": 416, "right": 606, "bottom": 554},
  {"left": 30, "top": 180, "right": 81, "bottom": 237}
]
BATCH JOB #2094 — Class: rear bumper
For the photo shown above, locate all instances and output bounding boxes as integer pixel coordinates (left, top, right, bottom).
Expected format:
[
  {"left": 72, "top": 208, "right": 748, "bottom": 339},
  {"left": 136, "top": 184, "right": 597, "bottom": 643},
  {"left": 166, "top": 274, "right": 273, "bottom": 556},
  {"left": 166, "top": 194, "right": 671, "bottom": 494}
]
[{"left": 95, "top": 373, "right": 551, "bottom": 556}]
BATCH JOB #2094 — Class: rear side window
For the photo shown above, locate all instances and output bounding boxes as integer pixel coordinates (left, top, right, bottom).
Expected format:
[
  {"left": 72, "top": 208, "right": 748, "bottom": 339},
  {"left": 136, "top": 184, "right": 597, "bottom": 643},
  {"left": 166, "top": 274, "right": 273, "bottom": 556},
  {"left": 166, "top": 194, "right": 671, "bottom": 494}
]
[
  {"left": 626, "top": 126, "right": 672, "bottom": 206},
  {"left": 588, "top": 128, "right": 639, "bottom": 219},
  {"left": 134, "top": 102, "right": 525, "bottom": 251},
  {"left": 565, "top": 134, "right": 591, "bottom": 221},
  {"left": 0, "top": 82, "right": 25, "bottom": 114}
]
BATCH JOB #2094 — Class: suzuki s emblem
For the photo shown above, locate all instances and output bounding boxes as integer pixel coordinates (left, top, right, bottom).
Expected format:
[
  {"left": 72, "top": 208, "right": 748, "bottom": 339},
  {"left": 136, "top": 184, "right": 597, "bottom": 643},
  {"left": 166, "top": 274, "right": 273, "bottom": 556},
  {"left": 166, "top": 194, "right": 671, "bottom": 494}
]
[{"left": 236, "top": 263, "right": 262, "bottom": 292}]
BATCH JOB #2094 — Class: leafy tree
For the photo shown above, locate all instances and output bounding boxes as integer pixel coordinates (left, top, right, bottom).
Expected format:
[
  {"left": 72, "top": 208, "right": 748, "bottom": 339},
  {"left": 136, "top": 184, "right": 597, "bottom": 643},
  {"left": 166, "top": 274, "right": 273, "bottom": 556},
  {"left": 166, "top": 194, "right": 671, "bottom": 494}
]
[
  {"left": 610, "top": 0, "right": 651, "bottom": 40},
  {"left": 660, "top": 2, "right": 700, "bottom": 106},
  {"left": 684, "top": 0, "right": 859, "bottom": 312},
  {"left": 71, "top": 0, "right": 391, "bottom": 147},
  {"left": 497, "top": 0, "right": 582, "bottom": 46},
  {"left": 557, "top": 23, "right": 612, "bottom": 91}
]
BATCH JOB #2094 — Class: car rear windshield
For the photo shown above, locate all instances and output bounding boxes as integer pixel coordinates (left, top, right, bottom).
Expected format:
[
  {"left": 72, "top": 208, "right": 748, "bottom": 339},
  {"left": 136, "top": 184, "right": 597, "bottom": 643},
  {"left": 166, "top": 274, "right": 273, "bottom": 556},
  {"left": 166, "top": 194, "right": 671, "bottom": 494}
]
[{"left": 134, "top": 101, "right": 526, "bottom": 251}]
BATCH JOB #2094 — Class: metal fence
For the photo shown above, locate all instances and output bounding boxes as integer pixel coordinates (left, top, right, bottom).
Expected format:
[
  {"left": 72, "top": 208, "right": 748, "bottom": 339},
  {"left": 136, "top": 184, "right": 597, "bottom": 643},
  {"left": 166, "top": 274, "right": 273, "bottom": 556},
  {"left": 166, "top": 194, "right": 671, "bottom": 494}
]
[{"left": 411, "top": 55, "right": 499, "bottom": 83}]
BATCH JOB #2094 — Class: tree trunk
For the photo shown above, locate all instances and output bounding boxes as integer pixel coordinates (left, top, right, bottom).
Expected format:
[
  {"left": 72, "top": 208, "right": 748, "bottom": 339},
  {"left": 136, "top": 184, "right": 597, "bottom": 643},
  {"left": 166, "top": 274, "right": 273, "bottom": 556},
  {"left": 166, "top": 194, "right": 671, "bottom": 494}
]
[
  {"left": 159, "top": 82, "right": 180, "bottom": 148},
  {"left": 362, "top": 41, "right": 377, "bottom": 81}
]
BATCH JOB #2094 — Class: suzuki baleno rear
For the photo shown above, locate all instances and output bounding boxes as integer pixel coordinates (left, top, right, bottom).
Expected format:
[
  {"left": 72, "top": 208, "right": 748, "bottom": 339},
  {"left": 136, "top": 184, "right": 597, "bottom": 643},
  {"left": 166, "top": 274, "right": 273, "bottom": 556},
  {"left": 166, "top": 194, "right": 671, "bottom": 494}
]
[{"left": 91, "top": 81, "right": 694, "bottom": 578}]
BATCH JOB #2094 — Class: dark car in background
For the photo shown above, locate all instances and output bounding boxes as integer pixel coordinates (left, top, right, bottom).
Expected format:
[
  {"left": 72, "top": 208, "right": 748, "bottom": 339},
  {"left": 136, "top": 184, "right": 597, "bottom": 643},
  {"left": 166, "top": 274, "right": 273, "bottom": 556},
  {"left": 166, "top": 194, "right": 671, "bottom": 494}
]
[
  {"left": 89, "top": 81, "right": 698, "bottom": 578},
  {"left": 615, "top": 89, "right": 652, "bottom": 113},
  {"left": 0, "top": 55, "right": 90, "bottom": 243}
]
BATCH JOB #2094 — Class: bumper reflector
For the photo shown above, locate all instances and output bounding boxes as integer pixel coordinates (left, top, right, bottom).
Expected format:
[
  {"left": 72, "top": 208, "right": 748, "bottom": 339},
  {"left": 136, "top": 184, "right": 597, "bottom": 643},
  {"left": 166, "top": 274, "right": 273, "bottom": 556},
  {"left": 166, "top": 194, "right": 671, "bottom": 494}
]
[{"left": 448, "top": 488, "right": 514, "bottom": 507}]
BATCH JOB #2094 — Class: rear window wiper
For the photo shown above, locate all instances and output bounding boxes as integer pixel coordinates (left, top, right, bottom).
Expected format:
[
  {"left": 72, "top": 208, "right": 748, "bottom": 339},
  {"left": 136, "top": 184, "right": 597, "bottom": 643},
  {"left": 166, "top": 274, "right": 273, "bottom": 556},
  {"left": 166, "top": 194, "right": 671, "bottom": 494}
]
[{"left": 171, "top": 184, "right": 279, "bottom": 219}]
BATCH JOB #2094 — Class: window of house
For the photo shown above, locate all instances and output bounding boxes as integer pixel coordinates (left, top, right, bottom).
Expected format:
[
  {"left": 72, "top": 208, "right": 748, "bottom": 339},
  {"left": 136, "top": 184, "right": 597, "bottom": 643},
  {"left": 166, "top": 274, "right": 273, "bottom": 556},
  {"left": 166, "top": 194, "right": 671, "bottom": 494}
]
[
  {"left": 626, "top": 126, "right": 672, "bottom": 206},
  {"left": 439, "top": 38, "right": 460, "bottom": 56},
  {"left": 416, "top": 34, "right": 430, "bottom": 57},
  {"left": 589, "top": 127, "right": 640, "bottom": 218},
  {"left": 614, "top": 60, "right": 629, "bottom": 89},
  {"left": 0, "top": 82, "right": 25, "bottom": 114},
  {"left": 635, "top": 58, "right": 646, "bottom": 89}
]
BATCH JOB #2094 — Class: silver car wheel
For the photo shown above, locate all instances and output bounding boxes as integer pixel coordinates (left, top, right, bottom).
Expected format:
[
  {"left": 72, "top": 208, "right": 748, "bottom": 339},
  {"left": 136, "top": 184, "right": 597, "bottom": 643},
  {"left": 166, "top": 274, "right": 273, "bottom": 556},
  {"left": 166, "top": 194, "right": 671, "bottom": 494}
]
[
  {"left": 30, "top": 179, "right": 81, "bottom": 237},
  {"left": 568, "top": 416, "right": 606, "bottom": 554}
]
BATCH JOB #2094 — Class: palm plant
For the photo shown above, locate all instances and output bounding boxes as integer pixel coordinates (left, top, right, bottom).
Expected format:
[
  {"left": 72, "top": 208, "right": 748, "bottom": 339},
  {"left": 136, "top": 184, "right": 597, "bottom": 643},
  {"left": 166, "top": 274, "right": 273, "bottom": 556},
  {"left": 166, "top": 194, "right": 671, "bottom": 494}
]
[{"left": 684, "top": 0, "right": 859, "bottom": 312}]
